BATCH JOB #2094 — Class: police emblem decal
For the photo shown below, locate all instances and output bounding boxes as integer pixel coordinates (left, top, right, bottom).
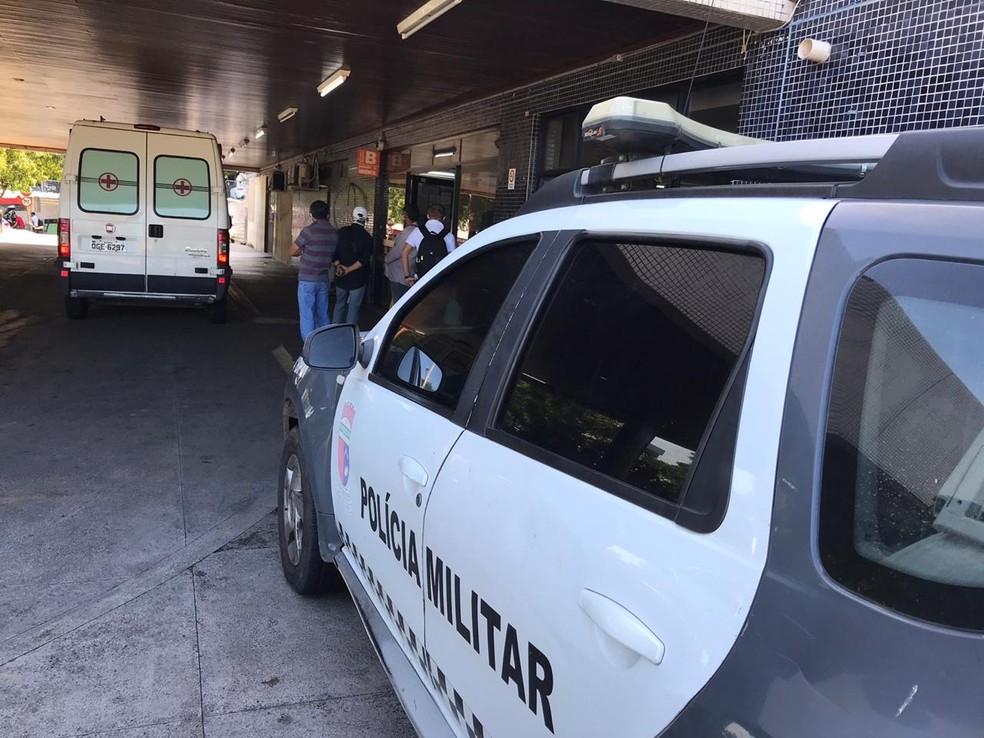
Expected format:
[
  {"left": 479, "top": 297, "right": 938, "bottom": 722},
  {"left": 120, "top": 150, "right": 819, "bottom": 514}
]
[{"left": 337, "top": 402, "right": 356, "bottom": 486}]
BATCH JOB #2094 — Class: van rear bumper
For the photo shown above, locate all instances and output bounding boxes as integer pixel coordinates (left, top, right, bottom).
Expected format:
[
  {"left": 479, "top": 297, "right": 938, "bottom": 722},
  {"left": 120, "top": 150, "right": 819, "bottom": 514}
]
[
  {"left": 57, "top": 265, "right": 232, "bottom": 303},
  {"left": 70, "top": 290, "right": 222, "bottom": 304}
]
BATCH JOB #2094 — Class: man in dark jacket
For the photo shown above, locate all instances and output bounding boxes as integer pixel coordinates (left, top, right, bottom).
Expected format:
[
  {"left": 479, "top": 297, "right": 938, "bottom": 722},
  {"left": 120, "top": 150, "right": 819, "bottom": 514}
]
[{"left": 333, "top": 206, "right": 374, "bottom": 326}]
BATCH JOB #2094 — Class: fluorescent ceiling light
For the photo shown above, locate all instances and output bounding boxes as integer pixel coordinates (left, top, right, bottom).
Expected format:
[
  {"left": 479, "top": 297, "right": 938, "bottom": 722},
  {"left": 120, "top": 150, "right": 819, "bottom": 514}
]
[
  {"left": 433, "top": 146, "right": 457, "bottom": 159},
  {"left": 254, "top": 125, "right": 267, "bottom": 139},
  {"left": 422, "top": 170, "right": 455, "bottom": 179},
  {"left": 278, "top": 106, "right": 298, "bottom": 123},
  {"left": 397, "top": 0, "right": 463, "bottom": 39},
  {"left": 318, "top": 68, "right": 350, "bottom": 97}
]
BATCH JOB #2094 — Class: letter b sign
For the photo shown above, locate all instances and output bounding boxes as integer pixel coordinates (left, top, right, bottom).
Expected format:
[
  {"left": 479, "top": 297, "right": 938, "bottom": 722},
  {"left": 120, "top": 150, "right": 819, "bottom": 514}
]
[{"left": 357, "top": 149, "right": 381, "bottom": 177}]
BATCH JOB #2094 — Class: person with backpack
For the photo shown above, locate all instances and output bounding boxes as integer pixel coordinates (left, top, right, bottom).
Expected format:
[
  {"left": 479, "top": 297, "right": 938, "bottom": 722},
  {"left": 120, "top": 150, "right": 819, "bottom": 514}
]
[{"left": 402, "top": 203, "right": 456, "bottom": 288}]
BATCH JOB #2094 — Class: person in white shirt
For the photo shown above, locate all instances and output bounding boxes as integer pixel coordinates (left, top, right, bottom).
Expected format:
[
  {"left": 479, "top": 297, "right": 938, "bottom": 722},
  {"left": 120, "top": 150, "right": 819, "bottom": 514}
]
[
  {"left": 30, "top": 211, "right": 43, "bottom": 233},
  {"left": 402, "top": 203, "right": 456, "bottom": 288},
  {"left": 386, "top": 204, "right": 419, "bottom": 303}
]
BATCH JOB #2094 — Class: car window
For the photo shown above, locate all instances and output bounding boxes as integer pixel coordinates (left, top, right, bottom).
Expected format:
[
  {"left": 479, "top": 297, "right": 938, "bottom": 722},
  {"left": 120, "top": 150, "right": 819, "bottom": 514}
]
[
  {"left": 820, "top": 258, "right": 984, "bottom": 631},
  {"left": 78, "top": 149, "right": 139, "bottom": 215},
  {"left": 495, "top": 238, "right": 765, "bottom": 506},
  {"left": 377, "top": 240, "right": 536, "bottom": 410},
  {"left": 154, "top": 156, "right": 211, "bottom": 219}
]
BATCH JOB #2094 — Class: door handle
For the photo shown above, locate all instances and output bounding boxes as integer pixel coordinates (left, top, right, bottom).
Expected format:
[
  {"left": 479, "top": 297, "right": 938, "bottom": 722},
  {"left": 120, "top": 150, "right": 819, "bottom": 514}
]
[
  {"left": 578, "top": 588, "right": 665, "bottom": 665},
  {"left": 398, "top": 456, "right": 428, "bottom": 487},
  {"left": 149, "top": 224, "right": 164, "bottom": 238}
]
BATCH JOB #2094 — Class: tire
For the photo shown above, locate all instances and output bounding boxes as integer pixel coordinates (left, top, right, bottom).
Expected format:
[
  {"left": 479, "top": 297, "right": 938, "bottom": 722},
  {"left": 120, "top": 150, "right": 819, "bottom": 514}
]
[
  {"left": 65, "top": 296, "right": 89, "bottom": 320},
  {"left": 208, "top": 299, "right": 227, "bottom": 324},
  {"left": 278, "top": 427, "right": 340, "bottom": 594}
]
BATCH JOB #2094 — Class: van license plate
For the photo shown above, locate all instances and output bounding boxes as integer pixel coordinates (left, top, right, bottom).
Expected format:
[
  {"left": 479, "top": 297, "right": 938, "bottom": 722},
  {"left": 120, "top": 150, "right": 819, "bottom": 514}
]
[{"left": 89, "top": 240, "right": 125, "bottom": 252}]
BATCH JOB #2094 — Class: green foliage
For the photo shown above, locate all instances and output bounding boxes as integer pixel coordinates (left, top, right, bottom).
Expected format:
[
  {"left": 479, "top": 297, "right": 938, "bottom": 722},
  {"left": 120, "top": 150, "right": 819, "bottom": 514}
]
[
  {"left": 387, "top": 187, "right": 406, "bottom": 224},
  {"left": 0, "top": 149, "right": 64, "bottom": 194}
]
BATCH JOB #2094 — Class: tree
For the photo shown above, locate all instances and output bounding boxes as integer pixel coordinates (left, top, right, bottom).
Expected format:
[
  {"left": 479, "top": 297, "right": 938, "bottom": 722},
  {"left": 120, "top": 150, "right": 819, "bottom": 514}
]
[
  {"left": 387, "top": 186, "right": 405, "bottom": 223},
  {"left": 0, "top": 149, "right": 64, "bottom": 195}
]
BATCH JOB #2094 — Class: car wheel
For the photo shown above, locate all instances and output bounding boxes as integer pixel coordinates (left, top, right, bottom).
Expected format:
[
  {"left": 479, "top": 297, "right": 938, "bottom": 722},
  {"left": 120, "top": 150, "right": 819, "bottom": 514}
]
[
  {"left": 65, "top": 296, "right": 89, "bottom": 320},
  {"left": 278, "top": 427, "right": 340, "bottom": 594},
  {"left": 208, "top": 299, "right": 227, "bottom": 324}
]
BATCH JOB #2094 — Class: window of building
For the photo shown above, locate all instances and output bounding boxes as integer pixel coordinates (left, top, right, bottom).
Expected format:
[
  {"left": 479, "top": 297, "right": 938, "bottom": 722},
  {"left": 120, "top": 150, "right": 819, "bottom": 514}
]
[
  {"left": 820, "top": 259, "right": 984, "bottom": 631},
  {"left": 495, "top": 238, "right": 764, "bottom": 508},
  {"left": 78, "top": 149, "right": 139, "bottom": 215},
  {"left": 377, "top": 240, "right": 536, "bottom": 410},
  {"left": 154, "top": 156, "right": 211, "bottom": 219}
]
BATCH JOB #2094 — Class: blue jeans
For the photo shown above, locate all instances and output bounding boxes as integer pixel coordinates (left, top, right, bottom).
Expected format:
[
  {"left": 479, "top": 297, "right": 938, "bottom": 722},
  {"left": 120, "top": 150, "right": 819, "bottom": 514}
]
[
  {"left": 297, "top": 280, "right": 329, "bottom": 340},
  {"left": 333, "top": 284, "right": 366, "bottom": 326}
]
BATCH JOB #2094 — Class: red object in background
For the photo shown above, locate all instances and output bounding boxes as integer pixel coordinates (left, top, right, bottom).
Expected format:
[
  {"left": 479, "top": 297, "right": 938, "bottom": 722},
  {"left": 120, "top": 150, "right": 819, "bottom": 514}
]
[
  {"left": 387, "top": 152, "right": 410, "bottom": 173},
  {"left": 217, "top": 229, "right": 229, "bottom": 265},
  {"left": 356, "top": 149, "right": 381, "bottom": 177},
  {"left": 58, "top": 219, "right": 71, "bottom": 257}
]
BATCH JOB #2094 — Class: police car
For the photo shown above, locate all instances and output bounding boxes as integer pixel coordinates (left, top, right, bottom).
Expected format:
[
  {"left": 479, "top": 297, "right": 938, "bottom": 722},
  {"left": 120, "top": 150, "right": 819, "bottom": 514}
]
[{"left": 279, "top": 97, "right": 984, "bottom": 737}]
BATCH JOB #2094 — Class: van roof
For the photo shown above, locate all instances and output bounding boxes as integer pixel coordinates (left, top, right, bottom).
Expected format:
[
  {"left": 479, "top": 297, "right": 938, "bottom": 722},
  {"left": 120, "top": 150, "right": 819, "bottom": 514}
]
[{"left": 70, "top": 120, "right": 218, "bottom": 141}]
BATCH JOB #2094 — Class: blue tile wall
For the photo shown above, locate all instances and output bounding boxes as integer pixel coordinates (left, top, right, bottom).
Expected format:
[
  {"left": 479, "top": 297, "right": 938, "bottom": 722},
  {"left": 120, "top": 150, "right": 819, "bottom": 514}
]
[{"left": 741, "top": 0, "right": 984, "bottom": 140}]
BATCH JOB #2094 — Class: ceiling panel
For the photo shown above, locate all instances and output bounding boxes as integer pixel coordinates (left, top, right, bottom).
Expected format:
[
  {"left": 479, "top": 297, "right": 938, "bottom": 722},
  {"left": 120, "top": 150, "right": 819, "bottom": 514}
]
[{"left": 0, "top": 0, "right": 696, "bottom": 168}]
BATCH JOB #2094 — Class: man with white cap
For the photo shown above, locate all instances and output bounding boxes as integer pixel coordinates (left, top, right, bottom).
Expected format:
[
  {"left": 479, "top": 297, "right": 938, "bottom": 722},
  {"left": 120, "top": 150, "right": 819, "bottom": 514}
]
[{"left": 332, "top": 206, "right": 374, "bottom": 326}]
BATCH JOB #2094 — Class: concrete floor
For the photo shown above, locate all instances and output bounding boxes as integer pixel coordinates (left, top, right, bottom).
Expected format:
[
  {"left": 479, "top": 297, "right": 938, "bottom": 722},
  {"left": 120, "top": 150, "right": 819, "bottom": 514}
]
[{"left": 0, "top": 236, "right": 412, "bottom": 737}]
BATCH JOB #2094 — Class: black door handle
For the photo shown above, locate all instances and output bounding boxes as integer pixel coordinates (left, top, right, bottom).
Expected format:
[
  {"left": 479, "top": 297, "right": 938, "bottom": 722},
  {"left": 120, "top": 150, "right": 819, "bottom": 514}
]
[{"left": 149, "top": 224, "right": 164, "bottom": 238}]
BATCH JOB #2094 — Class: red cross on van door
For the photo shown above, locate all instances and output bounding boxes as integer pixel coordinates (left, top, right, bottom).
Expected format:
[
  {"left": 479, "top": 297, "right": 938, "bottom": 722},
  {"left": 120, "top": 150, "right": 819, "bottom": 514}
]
[
  {"left": 173, "top": 178, "right": 192, "bottom": 197},
  {"left": 98, "top": 172, "right": 119, "bottom": 191}
]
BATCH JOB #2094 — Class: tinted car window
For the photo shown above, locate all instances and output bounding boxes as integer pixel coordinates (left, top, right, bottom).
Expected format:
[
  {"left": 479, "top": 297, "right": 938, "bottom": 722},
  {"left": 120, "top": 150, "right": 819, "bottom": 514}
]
[
  {"left": 79, "top": 149, "right": 139, "bottom": 215},
  {"left": 820, "top": 259, "right": 984, "bottom": 631},
  {"left": 154, "top": 156, "right": 211, "bottom": 219},
  {"left": 497, "top": 239, "right": 764, "bottom": 505},
  {"left": 378, "top": 240, "right": 536, "bottom": 409}
]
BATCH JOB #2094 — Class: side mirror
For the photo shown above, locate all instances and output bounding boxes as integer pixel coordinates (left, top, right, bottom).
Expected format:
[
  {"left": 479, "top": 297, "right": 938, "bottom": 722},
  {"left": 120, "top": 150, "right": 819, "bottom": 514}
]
[
  {"left": 397, "top": 346, "right": 444, "bottom": 393},
  {"left": 359, "top": 337, "right": 375, "bottom": 369},
  {"left": 302, "top": 324, "right": 359, "bottom": 370}
]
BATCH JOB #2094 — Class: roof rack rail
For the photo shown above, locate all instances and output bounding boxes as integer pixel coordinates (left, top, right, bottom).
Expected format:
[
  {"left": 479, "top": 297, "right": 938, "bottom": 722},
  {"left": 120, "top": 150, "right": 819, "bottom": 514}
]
[
  {"left": 579, "top": 134, "right": 896, "bottom": 190},
  {"left": 519, "top": 115, "right": 984, "bottom": 216}
]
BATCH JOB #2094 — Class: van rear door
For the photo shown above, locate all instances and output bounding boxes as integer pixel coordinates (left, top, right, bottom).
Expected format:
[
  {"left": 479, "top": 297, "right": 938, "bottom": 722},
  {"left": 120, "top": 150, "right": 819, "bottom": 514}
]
[
  {"left": 72, "top": 128, "right": 147, "bottom": 293},
  {"left": 146, "top": 136, "right": 218, "bottom": 295}
]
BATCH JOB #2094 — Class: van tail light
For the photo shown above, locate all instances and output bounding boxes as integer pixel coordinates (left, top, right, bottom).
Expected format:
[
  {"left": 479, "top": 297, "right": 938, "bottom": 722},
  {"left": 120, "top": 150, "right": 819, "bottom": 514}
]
[
  {"left": 217, "top": 228, "right": 229, "bottom": 265},
  {"left": 58, "top": 218, "right": 71, "bottom": 258}
]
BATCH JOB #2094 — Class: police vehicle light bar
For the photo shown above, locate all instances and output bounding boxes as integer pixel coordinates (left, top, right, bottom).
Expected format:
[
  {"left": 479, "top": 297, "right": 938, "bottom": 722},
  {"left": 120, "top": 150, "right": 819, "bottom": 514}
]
[{"left": 582, "top": 97, "right": 760, "bottom": 156}]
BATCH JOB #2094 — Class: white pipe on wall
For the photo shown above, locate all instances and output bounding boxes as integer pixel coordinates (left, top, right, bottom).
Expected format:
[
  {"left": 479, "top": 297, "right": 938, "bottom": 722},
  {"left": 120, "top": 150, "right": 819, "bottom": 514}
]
[{"left": 797, "top": 38, "right": 832, "bottom": 63}]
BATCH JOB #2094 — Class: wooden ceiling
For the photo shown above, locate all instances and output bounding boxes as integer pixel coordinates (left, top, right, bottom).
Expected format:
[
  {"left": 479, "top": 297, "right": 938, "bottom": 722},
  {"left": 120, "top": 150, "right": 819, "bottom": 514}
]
[{"left": 0, "top": 0, "right": 696, "bottom": 168}]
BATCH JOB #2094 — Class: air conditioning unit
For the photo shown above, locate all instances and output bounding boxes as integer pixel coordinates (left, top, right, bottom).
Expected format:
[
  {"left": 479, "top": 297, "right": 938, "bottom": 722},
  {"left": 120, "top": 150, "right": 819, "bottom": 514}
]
[{"left": 298, "top": 163, "right": 312, "bottom": 187}]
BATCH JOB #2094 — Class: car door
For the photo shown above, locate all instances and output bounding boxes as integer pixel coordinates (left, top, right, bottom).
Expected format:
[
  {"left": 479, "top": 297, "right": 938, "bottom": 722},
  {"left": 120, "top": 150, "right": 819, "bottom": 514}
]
[
  {"left": 421, "top": 232, "right": 778, "bottom": 737},
  {"left": 71, "top": 128, "right": 146, "bottom": 292},
  {"left": 331, "top": 236, "right": 541, "bottom": 697},
  {"left": 145, "top": 136, "right": 217, "bottom": 294}
]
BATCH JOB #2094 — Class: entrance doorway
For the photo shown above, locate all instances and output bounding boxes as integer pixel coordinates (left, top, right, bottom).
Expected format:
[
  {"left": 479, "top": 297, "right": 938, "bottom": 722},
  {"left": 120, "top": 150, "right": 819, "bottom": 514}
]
[
  {"left": 378, "top": 128, "right": 499, "bottom": 305},
  {"left": 406, "top": 171, "right": 458, "bottom": 232}
]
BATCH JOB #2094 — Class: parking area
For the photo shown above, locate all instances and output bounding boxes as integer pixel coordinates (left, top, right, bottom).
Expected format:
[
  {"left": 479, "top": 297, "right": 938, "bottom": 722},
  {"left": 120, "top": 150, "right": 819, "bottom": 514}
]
[{"left": 0, "top": 236, "right": 412, "bottom": 737}]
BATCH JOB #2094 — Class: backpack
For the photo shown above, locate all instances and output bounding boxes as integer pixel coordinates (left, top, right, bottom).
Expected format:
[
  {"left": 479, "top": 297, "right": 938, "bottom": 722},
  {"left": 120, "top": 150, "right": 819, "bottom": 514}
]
[{"left": 414, "top": 221, "right": 451, "bottom": 277}]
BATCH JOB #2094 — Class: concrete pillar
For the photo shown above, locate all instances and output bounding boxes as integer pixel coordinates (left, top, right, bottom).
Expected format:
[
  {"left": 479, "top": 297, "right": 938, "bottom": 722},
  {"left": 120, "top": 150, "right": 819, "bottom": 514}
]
[{"left": 271, "top": 190, "right": 294, "bottom": 264}]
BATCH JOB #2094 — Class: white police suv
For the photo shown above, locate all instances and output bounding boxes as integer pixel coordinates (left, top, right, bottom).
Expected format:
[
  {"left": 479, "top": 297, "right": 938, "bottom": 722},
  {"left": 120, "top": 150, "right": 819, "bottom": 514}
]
[{"left": 279, "top": 97, "right": 984, "bottom": 738}]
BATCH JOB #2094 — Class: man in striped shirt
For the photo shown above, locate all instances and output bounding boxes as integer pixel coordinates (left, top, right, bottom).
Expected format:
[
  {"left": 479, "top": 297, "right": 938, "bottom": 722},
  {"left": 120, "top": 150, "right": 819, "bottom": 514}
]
[{"left": 290, "top": 200, "right": 338, "bottom": 340}]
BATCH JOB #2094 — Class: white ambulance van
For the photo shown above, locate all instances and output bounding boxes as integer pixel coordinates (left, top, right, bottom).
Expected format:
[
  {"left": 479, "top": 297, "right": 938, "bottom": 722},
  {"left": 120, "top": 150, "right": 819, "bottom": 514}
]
[{"left": 56, "top": 121, "right": 231, "bottom": 322}]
